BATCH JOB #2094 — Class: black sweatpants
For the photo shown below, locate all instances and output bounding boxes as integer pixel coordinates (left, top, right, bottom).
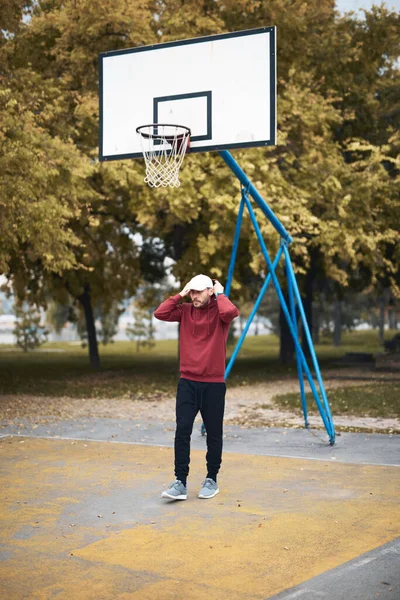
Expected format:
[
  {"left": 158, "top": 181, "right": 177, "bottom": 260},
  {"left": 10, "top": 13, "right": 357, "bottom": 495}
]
[{"left": 174, "top": 377, "right": 226, "bottom": 485}]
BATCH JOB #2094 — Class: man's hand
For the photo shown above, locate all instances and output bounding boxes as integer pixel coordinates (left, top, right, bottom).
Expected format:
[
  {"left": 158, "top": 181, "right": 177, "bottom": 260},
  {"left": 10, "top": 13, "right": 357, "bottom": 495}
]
[
  {"left": 213, "top": 279, "right": 224, "bottom": 295},
  {"left": 179, "top": 283, "right": 191, "bottom": 297}
]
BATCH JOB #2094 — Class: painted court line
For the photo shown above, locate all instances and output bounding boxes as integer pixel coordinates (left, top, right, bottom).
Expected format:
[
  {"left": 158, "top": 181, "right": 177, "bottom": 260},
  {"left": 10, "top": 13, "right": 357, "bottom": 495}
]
[
  {"left": 2, "top": 432, "right": 399, "bottom": 467},
  {"left": 2, "top": 432, "right": 172, "bottom": 449},
  {"left": 274, "top": 539, "right": 400, "bottom": 599}
]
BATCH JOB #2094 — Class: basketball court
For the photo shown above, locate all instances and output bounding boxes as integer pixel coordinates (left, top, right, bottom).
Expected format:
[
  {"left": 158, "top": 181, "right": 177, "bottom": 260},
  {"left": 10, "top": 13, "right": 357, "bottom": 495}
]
[{"left": 1, "top": 421, "right": 399, "bottom": 599}]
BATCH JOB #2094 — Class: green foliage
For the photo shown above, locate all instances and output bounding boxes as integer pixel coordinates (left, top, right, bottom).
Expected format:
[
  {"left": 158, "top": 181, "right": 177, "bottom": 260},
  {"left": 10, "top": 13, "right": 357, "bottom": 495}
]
[
  {"left": 0, "top": 0, "right": 32, "bottom": 37},
  {"left": 97, "top": 301, "right": 124, "bottom": 345},
  {"left": 45, "top": 300, "right": 72, "bottom": 334},
  {"left": 0, "top": 83, "right": 91, "bottom": 275},
  {"left": 65, "top": 299, "right": 124, "bottom": 346},
  {"left": 383, "top": 333, "right": 400, "bottom": 354},
  {"left": 13, "top": 302, "right": 48, "bottom": 352},
  {"left": 126, "top": 305, "right": 156, "bottom": 352}
]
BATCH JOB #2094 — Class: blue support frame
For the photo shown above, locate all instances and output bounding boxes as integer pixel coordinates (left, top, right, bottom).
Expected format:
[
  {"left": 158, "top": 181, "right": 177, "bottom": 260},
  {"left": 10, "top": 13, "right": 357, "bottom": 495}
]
[
  {"left": 218, "top": 150, "right": 335, "bottom": 445},
  {"left": 286, "top": 257, "right": 308, "bottom": 428}
]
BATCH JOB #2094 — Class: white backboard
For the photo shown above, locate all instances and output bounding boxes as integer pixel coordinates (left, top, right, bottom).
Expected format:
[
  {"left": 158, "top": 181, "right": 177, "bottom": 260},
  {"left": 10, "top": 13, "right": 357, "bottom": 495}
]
[{"left": 99, "top": 27, "right": 276, "bottom": 161}]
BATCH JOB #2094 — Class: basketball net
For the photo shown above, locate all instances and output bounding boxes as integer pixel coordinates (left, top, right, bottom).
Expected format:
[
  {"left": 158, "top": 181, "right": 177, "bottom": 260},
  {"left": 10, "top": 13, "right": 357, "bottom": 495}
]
[{"left": 136, "top": 124, "right": 191, "bottom": 188}]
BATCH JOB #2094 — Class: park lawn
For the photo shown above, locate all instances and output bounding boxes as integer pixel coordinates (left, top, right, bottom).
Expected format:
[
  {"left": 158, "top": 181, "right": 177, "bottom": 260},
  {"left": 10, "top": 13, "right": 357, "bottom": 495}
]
[
  {"left": 271, "top": 383, "right": 400, "bottom": 420},
  {"left": 0, "top": 330, "right": 398, "bottom": 420}
]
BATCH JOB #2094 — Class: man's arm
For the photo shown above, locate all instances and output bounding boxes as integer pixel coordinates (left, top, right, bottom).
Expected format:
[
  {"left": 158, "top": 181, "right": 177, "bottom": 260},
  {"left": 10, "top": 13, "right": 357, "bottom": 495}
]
[
  {"left": 153, "top": 283, "right": 191, "bottom": 322},
  {"left": 213, "top": 279, "right": 240, "bottom": 323}
]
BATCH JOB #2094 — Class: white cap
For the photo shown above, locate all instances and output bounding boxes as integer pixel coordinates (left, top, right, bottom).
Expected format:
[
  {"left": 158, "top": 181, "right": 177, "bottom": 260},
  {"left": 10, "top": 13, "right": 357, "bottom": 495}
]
[{"left": 187, "top": 274, "right": 213, "bottom": 291}]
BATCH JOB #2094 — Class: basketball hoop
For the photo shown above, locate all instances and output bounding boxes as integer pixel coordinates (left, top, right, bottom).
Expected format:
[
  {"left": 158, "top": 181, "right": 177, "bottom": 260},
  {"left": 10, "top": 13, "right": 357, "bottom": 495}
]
[{"left": 136, "top": 124, "right": 191, "bottom": 188}]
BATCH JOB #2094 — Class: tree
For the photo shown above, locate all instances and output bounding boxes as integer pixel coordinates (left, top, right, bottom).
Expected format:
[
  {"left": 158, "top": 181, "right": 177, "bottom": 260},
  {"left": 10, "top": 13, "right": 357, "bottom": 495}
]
[
  {"left": 0, "top": 82, "right": 92, "bottom": 276},
  {"left": 97, "top": 301, "right": 124, "bottom": 345},
  {"left": 0, "top": 0, "right": 159, "bottom": 366},
  {"left": 13, "top": 301, "right": 48, "bottom": 352},
  {"left": 126, "top": 305, "right": 156, "bottom": 352},
  {"left": 2, "top": 0, "right": 398, "bottom": 369}
]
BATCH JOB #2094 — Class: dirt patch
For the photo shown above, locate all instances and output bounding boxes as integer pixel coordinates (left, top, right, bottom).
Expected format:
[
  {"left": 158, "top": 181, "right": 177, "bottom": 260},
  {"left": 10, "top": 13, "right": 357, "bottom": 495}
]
[{"left": 1, "top": 369, "right": 398, "bottom": 433}]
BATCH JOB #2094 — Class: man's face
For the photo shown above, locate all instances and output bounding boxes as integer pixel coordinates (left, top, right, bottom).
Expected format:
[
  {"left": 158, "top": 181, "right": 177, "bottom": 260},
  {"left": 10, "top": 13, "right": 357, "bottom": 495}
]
[{"left": 190, "top": 288, "right": 213, "bottom": 308}]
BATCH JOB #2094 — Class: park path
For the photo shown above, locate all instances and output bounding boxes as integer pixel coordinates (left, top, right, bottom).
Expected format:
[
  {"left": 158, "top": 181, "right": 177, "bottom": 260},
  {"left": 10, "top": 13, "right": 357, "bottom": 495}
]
[{"left": 1, "top": 368, "right": 398, "bottom": 433}]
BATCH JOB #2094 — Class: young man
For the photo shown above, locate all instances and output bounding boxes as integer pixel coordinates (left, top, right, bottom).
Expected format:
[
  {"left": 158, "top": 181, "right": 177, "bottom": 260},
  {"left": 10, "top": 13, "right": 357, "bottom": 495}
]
[{"left": 154, "top": 274, "right": 239, "bottom": 500}]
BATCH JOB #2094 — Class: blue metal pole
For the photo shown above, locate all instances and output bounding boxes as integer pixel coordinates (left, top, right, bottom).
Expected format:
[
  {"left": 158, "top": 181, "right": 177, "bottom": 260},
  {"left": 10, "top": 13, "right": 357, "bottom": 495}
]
[
  {"left": 243, "top": 193, "right": 334, "bottom": 443},
  {"left": 286, "top": 249, "right": 309, "bottom": 428},
  {"left": 225, "top": 244, "right": 284, "bottom": 380},
  {"left": 225, "top": 194, "right": 245, "bottom": 298},
  {"left": 220, "top": 150, "right": 293, "bottom": 245},
  {"left": 283, "top": 245, "right": 335, "bottom": 440}
]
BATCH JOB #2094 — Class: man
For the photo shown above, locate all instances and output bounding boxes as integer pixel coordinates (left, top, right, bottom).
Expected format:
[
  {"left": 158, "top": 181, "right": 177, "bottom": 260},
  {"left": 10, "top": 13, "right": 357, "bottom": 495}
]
[{"left": 154, "top": 274, "right": 239, "bottom": 500}]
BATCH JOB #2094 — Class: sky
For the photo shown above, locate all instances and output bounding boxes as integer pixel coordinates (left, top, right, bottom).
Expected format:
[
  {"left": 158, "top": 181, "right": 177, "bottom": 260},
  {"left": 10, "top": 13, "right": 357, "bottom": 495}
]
[{"left": 336, "top": 0, "right": 400, "bottom": 13}]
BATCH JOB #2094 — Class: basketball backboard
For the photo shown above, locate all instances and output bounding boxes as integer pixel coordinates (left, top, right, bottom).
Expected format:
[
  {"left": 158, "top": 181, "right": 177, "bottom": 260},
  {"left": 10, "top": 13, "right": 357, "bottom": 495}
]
[{"left": 99, "top": 27, "right": 276, "bottom": 161}]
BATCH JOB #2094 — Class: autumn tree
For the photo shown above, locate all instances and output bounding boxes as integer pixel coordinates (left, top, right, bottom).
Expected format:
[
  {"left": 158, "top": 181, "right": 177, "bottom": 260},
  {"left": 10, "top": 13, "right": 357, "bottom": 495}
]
[
  {"left": 2, "top": 0, "right": 398, "bottom": 368},
  {"left": 1, "top": 0, "right": 160, "bottom": 366}
]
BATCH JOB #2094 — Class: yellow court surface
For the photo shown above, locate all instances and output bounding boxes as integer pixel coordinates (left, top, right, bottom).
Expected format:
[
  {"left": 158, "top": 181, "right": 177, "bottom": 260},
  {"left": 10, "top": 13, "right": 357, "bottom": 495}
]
[{"left": 1, "top": 435, "right": 399, "bottom": 600}]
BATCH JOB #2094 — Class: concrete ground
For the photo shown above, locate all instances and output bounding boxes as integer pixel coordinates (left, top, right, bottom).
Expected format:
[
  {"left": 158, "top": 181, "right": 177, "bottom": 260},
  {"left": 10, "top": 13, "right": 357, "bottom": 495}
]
[{"left": 0, "top": 418, "right": 399, "bottom": 600}]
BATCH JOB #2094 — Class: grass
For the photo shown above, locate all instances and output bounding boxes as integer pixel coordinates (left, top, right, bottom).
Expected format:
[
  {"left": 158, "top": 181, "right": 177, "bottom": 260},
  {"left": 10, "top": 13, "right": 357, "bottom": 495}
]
[
  {"left": 0, "top": 331, "right": 398, "bottom": 419},
  {"left": 271, "top": 383, "right": 400, "bottom": 419},
  {"left": 0, "top": 340, "right": 181, "bottom": 398}
]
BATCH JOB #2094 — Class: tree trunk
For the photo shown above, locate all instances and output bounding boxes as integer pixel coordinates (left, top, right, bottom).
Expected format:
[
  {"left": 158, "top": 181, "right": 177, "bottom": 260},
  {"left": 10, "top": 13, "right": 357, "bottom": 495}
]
[
  {"left": 279, "top": 293, "right": 295, "bottom": 364},
  {"left": 254, "top": 314, "right": 259, "bottom": 336},
  {"left": 78, "top": 284, "right": 100, "bottom": 369},
  {"left": 300, "top": 251, "right": 318, "bottom": 358},
  {"left": 333, "top": 299, "right": 342, "bottom": 347},
  {"left": 301, "top": 279, "right": 313, "bottom": 359},
  {"left": 239, "top": 315, "right": 244, "bottom": 334},
  {"left": 388, "top": 306, "right": 396, "bottom": 330},
  {"left": 378, "top": 296, "right": 385, "bottom": 344},
  {"left": 313, "top": 302, "right": 320, "bottom": 344}
]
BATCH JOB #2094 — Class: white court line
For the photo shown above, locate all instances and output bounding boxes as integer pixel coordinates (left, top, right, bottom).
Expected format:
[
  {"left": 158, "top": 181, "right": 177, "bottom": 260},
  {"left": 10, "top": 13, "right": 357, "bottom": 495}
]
[
  {"left": 1, "top": 432, "right": 399, "bottom": 467},
  {"left": 276, "top": 540, "right": 400, "bottom": 599},
  {"left": 279, "top": 590, "right": 327, "bottom": 598},
  {"left": 2, "top": 432, "right": 172, "bottom": 449},
  {"left": 253, "top": 451, "right": 400, "bottom": 468}
]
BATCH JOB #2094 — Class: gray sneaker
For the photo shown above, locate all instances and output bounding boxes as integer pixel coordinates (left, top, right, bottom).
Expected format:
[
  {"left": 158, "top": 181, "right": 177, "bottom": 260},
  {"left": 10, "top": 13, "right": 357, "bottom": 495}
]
[
  {"left": 198, "top": 478, "right": 219, "bottom": 499},
  {"left": 161, "top": 480, "right": 187, "bottom": 500}
]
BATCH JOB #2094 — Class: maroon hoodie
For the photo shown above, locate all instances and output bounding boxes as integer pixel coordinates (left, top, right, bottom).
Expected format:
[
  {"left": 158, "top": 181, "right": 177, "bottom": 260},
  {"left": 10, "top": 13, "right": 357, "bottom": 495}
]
[{"left": 154, "top": 294, "right": 240, "bottom": 382}]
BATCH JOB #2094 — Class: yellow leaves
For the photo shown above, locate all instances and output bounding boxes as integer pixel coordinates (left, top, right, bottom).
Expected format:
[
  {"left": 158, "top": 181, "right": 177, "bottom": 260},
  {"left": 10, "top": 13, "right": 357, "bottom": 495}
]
[
  {"left": 322, "top": 175, "right": 342, "bottom": 192},
  {"left": 210, "top": 267, "right": 222, "bottom": 279},
  {"left": 87, "top": 215, "right": 100, "bottom": 228},
  {"left": 209, "top": 220, "right": 221, "bottom": 233},
  {"left": 197, "top": 234, "right": 219, "bottom": 262},
  {"left": 0, "top": 79, "right": 93, "bottom": 274},
  {"left": 346, "top": 139, "right": 375, "bottom": 153}
]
